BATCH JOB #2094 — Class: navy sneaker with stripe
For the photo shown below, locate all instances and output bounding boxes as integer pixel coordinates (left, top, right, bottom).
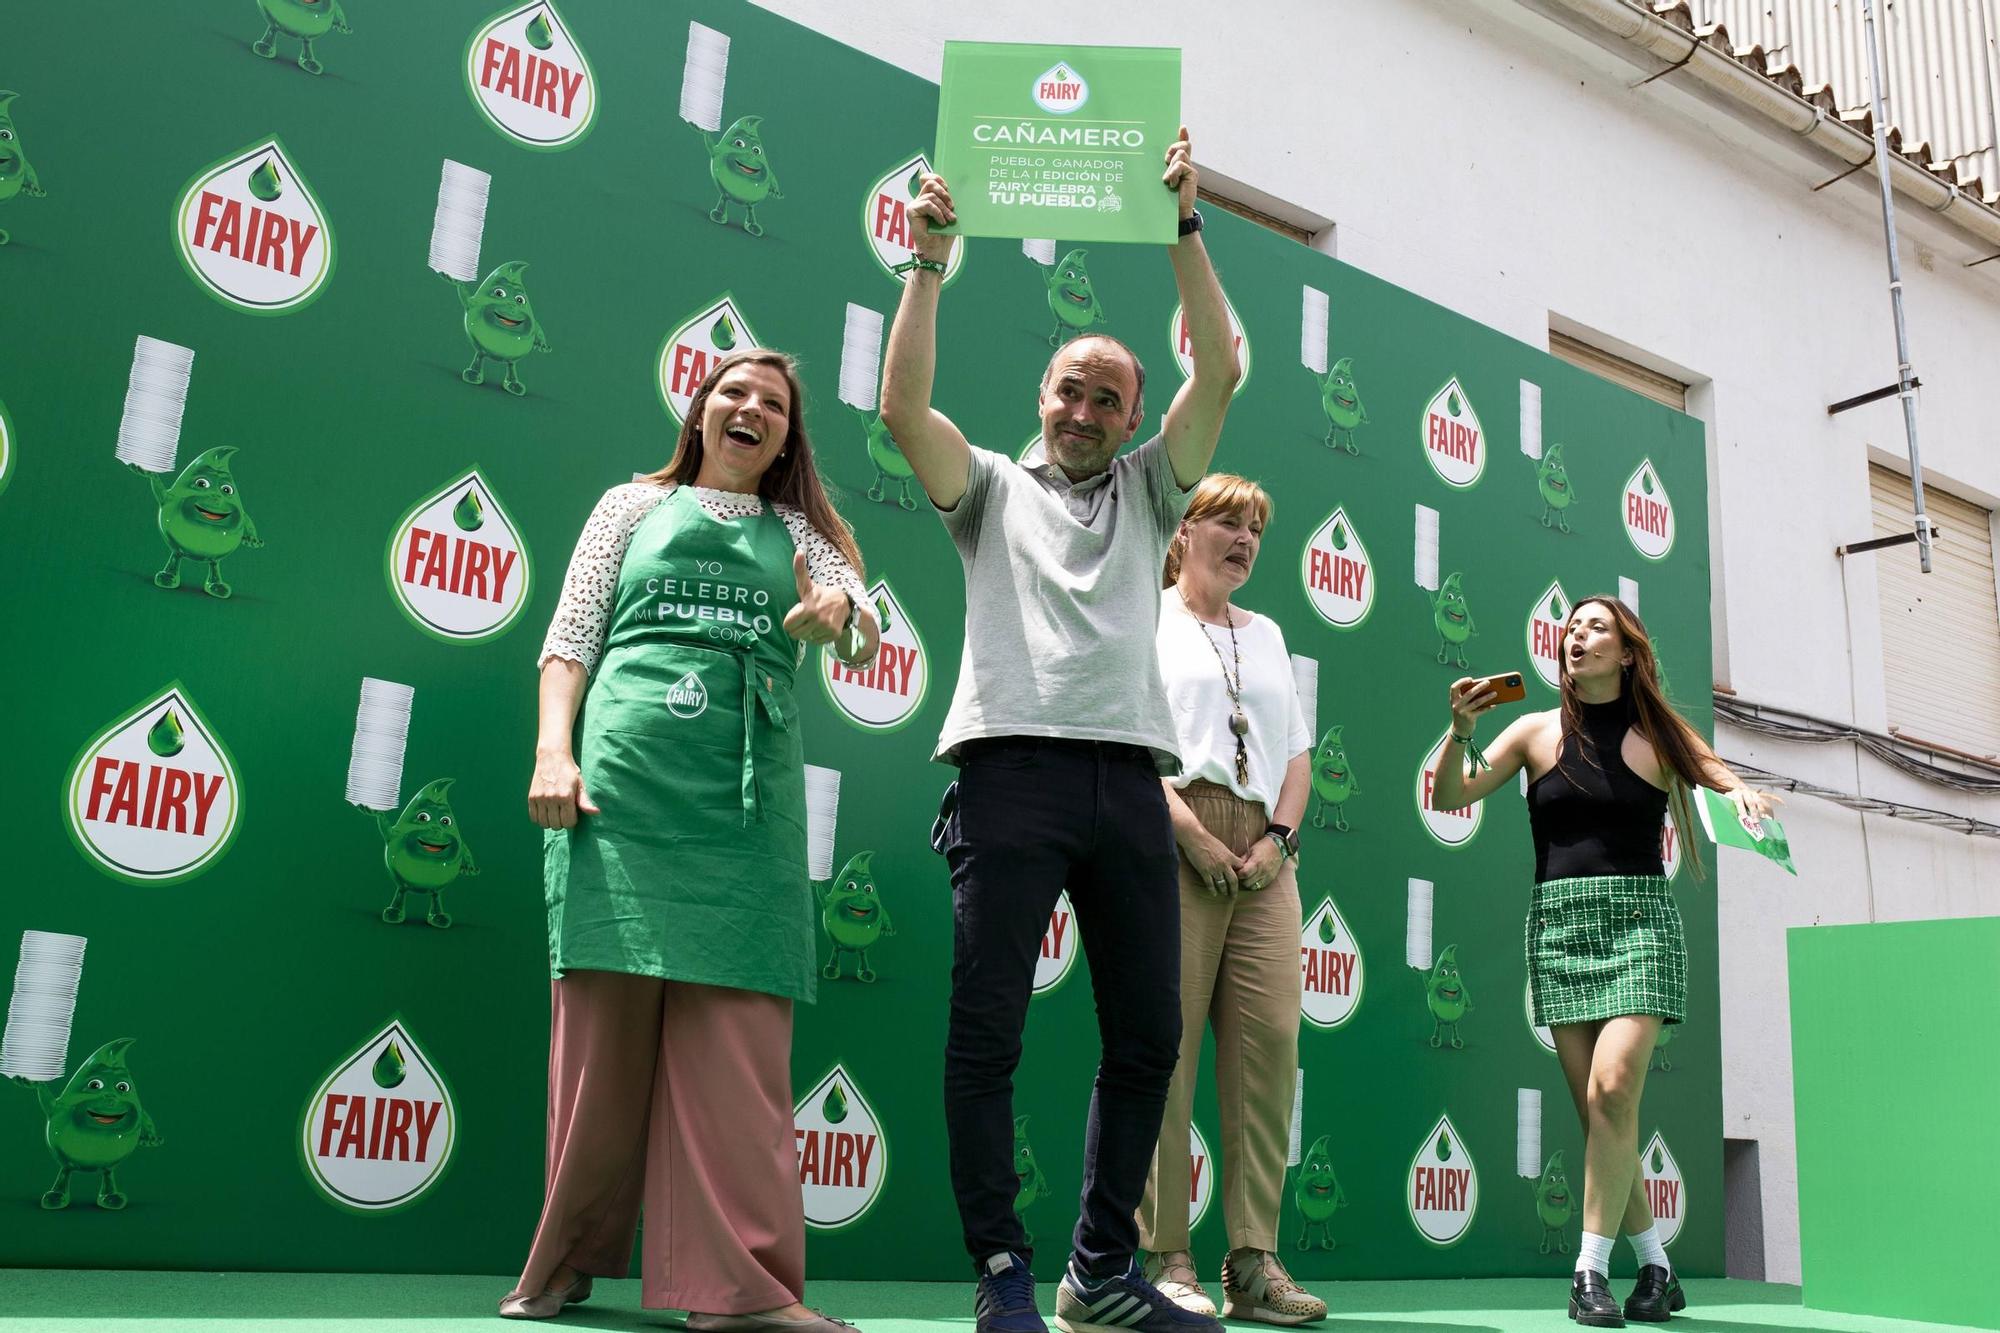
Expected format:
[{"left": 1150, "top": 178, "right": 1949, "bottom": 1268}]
[
  {"left": 975, "top": 1251, "right": 1048, "bottom": 1333},
  {"left": 1053, "top": 1257, "right": 1225, "bottom": 1333}
]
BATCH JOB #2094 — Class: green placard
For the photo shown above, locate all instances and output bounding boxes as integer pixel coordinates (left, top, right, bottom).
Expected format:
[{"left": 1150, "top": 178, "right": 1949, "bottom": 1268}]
[
  {"left": 933, "top": 41, "right": 1180, "bottom": 243},
  {"left": 1695, "top": 786, "right": 1797, "bottom": 875}
]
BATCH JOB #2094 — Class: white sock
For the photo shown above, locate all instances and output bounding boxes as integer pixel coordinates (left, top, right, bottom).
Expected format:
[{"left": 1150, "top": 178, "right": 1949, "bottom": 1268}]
[
  {"left": 1628, "top": 1224, "right": 1671, "bottom": 1274},
  {"left": 1576, "top": 1231, "right": 1615, "bottom": 1278}
]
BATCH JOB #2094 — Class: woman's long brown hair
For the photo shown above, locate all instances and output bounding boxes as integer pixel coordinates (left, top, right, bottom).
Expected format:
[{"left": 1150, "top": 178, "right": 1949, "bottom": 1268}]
[
  {"left": 1559, "top": 596, "right": 1721, "bottom": 880},
  {"left": 643, "top": 349, "right": 866, "bottom": 582}
]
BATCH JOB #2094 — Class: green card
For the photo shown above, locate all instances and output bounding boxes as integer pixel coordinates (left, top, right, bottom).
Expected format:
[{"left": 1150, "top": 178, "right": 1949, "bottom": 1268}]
[
  {"left": 1695, "top": 786, "right": 1798, "bottom": 875},
  {"left": 934, "top": 41, "right": 1182, "bottom": 245}
]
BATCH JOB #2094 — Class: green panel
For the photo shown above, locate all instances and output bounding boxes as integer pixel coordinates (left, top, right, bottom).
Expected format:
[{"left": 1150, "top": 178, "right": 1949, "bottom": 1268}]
[
  {"left": 1791, "top": 919, "right": 2000, "bottom": 1330},
  {"left": 0, "top": 0, "right": 1719, "bottom": 1281}
]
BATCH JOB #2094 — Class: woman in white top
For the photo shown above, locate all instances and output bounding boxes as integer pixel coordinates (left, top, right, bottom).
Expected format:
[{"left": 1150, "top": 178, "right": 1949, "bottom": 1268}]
[{"left": 1138, "top": 474, "right": 1324, "bottom": 1326}]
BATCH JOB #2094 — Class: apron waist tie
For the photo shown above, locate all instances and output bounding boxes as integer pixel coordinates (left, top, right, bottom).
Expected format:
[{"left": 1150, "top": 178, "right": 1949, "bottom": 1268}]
[{"left": 739, "top": 654, "right": 761, "bottom": 827}]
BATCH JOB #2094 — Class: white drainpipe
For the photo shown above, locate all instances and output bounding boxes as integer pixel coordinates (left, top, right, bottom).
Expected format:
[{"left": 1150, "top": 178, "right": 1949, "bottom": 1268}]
[{"left": 1527, "top": 0, "right": 2000, "bottom": 252}]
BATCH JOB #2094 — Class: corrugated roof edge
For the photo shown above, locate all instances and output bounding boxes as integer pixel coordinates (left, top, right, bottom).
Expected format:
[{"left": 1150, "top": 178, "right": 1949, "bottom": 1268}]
[{"left": 1650, "top": 0, "right": 1994, "bottom": 206}]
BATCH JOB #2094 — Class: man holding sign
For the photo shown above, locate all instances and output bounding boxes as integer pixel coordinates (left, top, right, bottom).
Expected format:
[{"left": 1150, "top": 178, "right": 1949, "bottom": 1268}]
[{"left": 880, "top": 127, "right": 1236, "bottom": 1333}]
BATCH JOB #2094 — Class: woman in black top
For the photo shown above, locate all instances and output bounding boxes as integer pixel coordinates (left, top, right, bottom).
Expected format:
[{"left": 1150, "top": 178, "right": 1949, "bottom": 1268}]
[{"left": 1432, "top": 596, "right": 1777, "bottom": 1329}]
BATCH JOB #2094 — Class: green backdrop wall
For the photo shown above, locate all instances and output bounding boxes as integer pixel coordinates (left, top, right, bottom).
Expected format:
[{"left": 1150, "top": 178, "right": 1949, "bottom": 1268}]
[{"left": 0, "top": 0, "right": 1721, "bottom": 1282}]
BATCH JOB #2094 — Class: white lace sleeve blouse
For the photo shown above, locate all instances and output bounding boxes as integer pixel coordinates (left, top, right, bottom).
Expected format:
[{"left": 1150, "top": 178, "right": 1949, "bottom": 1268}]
[{"left": 539, "top": 482, "right": 877, "bottom": 673}]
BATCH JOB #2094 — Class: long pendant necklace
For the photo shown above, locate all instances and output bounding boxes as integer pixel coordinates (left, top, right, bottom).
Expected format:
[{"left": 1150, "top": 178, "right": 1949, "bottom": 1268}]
[{"left": 1178, "top": 587, "right": 1250, "bottom": 785}]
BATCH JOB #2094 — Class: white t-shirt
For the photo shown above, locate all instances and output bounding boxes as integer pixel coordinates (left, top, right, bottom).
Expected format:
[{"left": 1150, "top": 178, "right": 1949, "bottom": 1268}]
[{"left": 1156, "top": 589, "right": 1311, "bottom": 811}]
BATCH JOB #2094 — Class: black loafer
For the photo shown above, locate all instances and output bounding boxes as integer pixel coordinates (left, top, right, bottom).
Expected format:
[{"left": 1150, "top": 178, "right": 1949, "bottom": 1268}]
[
  {"left": 1623, "top": 1265, "right": 1685, "bottom": 1322},
  {"left": 1569, "top": 1270, "right": 1625, "bottom": 1327}
]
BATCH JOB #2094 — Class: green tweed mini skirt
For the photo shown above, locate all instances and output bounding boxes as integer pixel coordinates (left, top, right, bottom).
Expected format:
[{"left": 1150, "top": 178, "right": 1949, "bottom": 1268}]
[{"left": 1525, "top": 874, "right": 1685, "bottom": 1027}]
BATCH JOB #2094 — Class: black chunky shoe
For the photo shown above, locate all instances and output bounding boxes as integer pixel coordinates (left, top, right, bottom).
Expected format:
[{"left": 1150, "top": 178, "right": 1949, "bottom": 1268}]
[
  {"left": 1568, "top": 1270, "right": 1625, "bottom": 1328},
  {"left": 1623, "top": 1265, "right": 1685, "bottom": 1322}
]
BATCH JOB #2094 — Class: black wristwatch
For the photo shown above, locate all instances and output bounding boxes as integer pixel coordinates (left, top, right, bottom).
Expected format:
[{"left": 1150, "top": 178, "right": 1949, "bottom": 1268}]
[
  {"left": 1264, "top": 823, "right": 1297, "bottom": 859},
  {"left": 1177, "top": 209, "right": 1203, "bottom": 238}
]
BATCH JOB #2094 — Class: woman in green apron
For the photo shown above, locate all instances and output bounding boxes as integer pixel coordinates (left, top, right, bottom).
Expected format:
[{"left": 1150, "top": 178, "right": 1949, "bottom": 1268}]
[{"left": 505, "top": 351, "right": 879, "bottom": 1325}]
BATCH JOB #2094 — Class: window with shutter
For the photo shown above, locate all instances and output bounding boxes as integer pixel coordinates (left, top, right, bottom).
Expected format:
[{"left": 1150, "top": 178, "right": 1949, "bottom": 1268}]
[
  {"left": 1869, "top": 464, "right": 2000, "bottom": 759},
  {"left": 1549, "top": 331, "right": 1687, "bottom": 411}
]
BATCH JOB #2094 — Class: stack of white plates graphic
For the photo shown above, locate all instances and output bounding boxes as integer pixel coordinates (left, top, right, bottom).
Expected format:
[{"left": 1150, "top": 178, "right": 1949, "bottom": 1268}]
[
  {"left": 1414, "top": 504, "right": 1440, "bottom": 593},
  {"left": 837, "top": 304, "right": 884, "bottom": 413},
  {"left": 1, "top": 931, "right": 87, "bottom": 1083},
  {"left": 803, "top": 764, "right": 841, "bottom": 880},
  {"left": 428, "top": 159, "right": 490, "bottom": 284},
  {"left": 1517, "top": 1087, "right": 1543, "bottom": 1178},
  {"left": 680, "top": 23, "right": 730, "bottom": 133},
  {"left": 1405, "top": 878, "right": 1434, "bottom": 971},
  {"left": 114, "top": 336, "right": 194, "bottom": 474},
  {"left": 1290, "top": 653, "right": 1320, "bottom": 739},
  {"left": 346, "top": 677, "right": 415, "bottom": 812},
  {"left": 1519, "top": 379, "right": 1543, "bottom": 460},
  {"left": 1300, "top": 285, "right": 1329, "bottom": 376}
]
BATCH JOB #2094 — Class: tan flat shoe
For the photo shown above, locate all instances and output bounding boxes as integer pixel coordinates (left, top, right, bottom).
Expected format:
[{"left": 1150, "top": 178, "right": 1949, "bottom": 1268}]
[
  {"left": 498, "top": 1272, "right": 593, "bottom": 1319},
  {"left": 687, "top": 1309, "right": 858, "bottom": 1333}
]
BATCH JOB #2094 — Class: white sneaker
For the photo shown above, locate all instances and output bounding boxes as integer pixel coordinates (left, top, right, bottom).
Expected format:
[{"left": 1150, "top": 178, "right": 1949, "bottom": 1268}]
[{"left": 1142, "top": 1250, "right": 1216, "bottom": 1318}]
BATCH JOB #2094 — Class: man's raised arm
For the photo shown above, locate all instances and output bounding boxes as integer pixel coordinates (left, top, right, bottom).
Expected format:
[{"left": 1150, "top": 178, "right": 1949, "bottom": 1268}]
[
  {"left": 1158, "top": 128, "right": 1241, "bottom": 490},
  {"left": 878, "top": 175, "right": 973, "bottom": 511}
]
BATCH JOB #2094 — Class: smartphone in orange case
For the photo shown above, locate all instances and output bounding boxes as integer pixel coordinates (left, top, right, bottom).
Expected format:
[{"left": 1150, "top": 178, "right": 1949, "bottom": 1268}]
[{"left": 1478, "top": 672, "right": 1527, "bottom": 705}]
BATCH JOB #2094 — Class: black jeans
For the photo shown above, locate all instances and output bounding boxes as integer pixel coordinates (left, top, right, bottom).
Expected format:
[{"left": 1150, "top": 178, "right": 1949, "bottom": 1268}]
[{"left": 941, "top": 737, "right": 1183, "bottom": 1276}]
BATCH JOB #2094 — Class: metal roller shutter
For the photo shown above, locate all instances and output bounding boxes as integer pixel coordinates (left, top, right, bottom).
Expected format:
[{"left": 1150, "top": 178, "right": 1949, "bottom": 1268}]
[{"left": 1869, "top": 463, "right": 2000, "bottom": 758}]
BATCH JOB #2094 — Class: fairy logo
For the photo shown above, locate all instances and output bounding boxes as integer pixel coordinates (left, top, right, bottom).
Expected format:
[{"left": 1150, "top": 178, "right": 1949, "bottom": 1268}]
[
  {"left": 823, "top": 580, "right": 928, "bottom": 732},
  {"left": 1639, "top": 1130, "right": 1685, "bottom": 1245},
  {"left": 1661, "top": 811, "right": 1683, "bottom": 879},
  {"left": 65, "top": 683, "right": 242, "bottom": 886},
  {"left": 0, "top": 397, "right": 13, "bottom": 499},
  {"left": 1300, "top": 897, "right": 1363, "bottom": 1030},
  {"left": 658, "top": 295, "right": 763, "bottom": 423},
  {"left": 1168, "top": 298, "right": 1251, "bottom": 397},
  {"left": 1033, "top": 62, "right": 1089, "bottom": 115},
  {"left": 465, "top": 2, "right": 598, "bottom": 150},
  {"left": 1421, "top": 377, "right": 1484, "bottom": 489},
  {"left": 1526, "top": 980, "right": 1556, "bottom": 1055},
  {"left": 1407, "top": 1111, "right": 1479, "bottom": 1246},
  {"left": 174, "top": 137, "right": 333, "bottom": 314},
  {"left": 1527, "top": 580, "right": 1571, "bottom": 690},
  {"left": 1033, "top": 891, "right": 1080, "bottom": 994},
  {"left": 795, "top": 1064, "right": 887, "bottom": 1229},
  {"left": 299, "top": 1017, "right": 457, "bottom": 1213},
  {"left": 1301, "top": 507, "right": 1373, "bottom": 629},
  {"left": 1623, "top": 459, "right": 1674, "bottom": 559},
  {"left": 386, "top": 467, "right": 533, "bottom": 644},
  {"left": 665, "top": 671, "right": 708, "bottom": 720},
  {"left": 1416, "top": 731, "right": 1482, "bottom": 847},
  {"left": 863, "top": 153, "right": 965, "bottom": 286},
  {"left": 1188, "top": 1120, "right": 1215, "bottom": 1229}
]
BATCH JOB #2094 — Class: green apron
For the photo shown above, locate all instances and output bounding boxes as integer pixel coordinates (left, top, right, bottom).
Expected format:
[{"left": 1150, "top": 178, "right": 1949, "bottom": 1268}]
[{"left": 544, "top": 486, "right": 815, "bottom": 1002}]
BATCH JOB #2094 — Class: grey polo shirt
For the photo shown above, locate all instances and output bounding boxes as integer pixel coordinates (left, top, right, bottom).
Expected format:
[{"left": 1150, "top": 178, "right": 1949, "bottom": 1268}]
[{"left": 933, "top": 433, "right": 1193, "bottom": 772}]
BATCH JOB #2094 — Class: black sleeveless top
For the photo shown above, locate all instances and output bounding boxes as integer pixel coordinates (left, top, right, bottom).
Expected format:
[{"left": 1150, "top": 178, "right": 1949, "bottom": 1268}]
[{"left": 1526, "top": 697, "right": 1669, "bottom": 883}]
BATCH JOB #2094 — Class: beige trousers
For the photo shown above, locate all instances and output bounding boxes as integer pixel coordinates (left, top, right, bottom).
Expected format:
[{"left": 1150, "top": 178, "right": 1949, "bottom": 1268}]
[
  {"left": 1137, "top": 781, "right": 1303, "bottom": 1253},
  {"left": 509, "top": 970, "right": 803, "bottom": 1313}
]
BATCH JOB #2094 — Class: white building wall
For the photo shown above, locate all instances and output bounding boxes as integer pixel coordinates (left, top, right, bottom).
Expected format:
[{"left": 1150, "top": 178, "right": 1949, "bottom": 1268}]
[{"left": 753, "top": 0, "right": 2000, "bottom": 1284}]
